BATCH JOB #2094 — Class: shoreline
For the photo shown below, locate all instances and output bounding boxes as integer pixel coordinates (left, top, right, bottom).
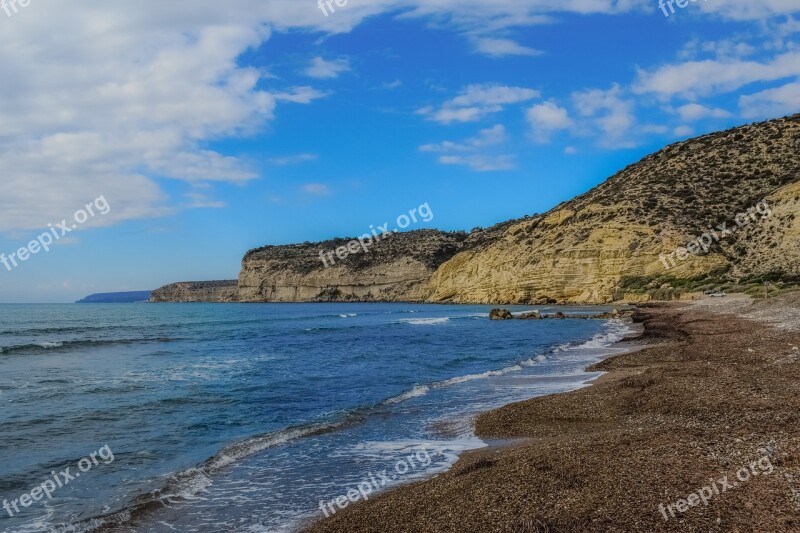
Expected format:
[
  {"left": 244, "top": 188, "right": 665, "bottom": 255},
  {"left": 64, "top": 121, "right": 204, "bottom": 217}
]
[
  {"left": 304, "top": 292, "right": 800, "bottom": 532},
  {"left": 300, "top": 314, "right": 646, "bottom": 532}
]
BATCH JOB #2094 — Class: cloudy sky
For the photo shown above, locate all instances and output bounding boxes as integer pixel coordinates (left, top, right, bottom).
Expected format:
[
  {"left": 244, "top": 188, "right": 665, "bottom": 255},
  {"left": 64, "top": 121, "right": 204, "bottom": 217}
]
[{"left": 0, "top": 0, "right": 798, "bottom": 302}]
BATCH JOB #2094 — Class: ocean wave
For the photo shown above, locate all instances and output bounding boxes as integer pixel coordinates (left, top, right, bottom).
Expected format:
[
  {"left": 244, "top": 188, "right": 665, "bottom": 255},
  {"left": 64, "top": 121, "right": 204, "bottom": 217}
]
[
  {"left": 0, "top": 337, "right": 177, "bottom": 355},
  {"left": 339, "top": 313, "right": 357, "bottom": 318},
  {"left": 380, "top": 319, "right": 631, "bottom": 407},
  {"left": 204, "top": 422, "right": 341, "bottom": 472},
  {"left": 62, "top": 420, "right": 350, "bottom": 533},
  {"left": 398, "top": 317, "right": 450, "bottom": 326},
  {"left": 383, "top": 385, "right": 430, "bottom": 404}
]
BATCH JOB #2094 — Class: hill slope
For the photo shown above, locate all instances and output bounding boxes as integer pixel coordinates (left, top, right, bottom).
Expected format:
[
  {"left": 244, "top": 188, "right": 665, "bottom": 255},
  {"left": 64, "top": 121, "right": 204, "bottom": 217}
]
[{"left": 428, "top": 114, "right": 800, "bottom": 304}]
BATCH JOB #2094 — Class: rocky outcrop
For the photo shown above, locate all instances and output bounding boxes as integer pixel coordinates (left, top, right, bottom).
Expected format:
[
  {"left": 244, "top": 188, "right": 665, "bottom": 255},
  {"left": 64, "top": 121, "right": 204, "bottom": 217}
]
[
  {"left": 237, "top": 230, "right": 467, "bottom": 302},
  {"left": 489, "top": 309, "right": 514, "bottom": 320},
  {"left": 488, "top": 309, "right": 633, "bottom": 320},
  {"left": 149, "top": 281, "right": 238, "bottom": 303}
]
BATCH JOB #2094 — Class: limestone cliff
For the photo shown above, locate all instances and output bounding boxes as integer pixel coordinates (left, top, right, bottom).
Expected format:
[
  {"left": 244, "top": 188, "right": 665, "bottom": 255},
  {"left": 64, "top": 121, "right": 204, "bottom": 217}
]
[
  {"left": 237, "top": 230, "right": 466, "bottom": 302},
  {"left": 428, "top": 114, "right": 800, "bottom": 304},
  {"left": 149, "top": 281, "right": 238, "bottom": 303}
]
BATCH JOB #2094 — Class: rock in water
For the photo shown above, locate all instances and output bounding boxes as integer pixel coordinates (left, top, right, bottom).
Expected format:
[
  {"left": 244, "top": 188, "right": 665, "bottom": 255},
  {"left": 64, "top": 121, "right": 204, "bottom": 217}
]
[{"left": 489, "top": 309, "right": 513, "bottom": 320}]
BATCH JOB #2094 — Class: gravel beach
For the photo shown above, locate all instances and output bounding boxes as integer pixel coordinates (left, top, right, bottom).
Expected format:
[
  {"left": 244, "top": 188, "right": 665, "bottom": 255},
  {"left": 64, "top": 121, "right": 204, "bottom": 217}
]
[{"left": 305, "top": 292, "right": 800, "bottom": 532}]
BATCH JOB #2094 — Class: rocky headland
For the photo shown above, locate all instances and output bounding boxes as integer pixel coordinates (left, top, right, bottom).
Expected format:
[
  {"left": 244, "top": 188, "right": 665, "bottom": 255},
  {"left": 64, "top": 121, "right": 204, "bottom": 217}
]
[{"left": 152, "top": 114, "right": 800, "bottom": 304}]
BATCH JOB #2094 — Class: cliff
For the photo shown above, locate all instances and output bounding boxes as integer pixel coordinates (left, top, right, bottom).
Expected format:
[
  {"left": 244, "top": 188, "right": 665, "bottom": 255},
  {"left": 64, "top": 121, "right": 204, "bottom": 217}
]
[
  {"left": 428, "top": 114, "right": 800, "bottom": 304},
  {"left": 153, "top": 114, "right": 800, "bottom": 304},
  {"left": 238, "top": 230, "right": 466, "bottom": 302},
  {"left": 149, "top": 281, "right": 238, "bottom": 303}
]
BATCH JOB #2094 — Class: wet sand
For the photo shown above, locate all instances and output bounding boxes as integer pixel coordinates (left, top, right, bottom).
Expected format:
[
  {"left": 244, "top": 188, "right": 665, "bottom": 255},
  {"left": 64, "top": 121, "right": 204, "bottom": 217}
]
[{"left": 304, "top": 292, "right": 800, "bottom": 532}]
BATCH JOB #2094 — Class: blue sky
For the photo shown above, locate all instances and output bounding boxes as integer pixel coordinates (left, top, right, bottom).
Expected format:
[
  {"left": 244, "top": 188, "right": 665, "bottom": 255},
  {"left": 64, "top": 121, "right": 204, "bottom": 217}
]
[{"left": 0, "top": 0, "right": 798, "bottom": 302}]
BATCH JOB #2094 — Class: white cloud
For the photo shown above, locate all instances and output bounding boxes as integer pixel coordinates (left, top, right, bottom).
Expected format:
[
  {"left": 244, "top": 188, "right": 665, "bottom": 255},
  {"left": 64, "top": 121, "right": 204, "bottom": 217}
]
[
  {"left": 739, "top": 81, "right": 800, "bottom": 118},
  {"left": 0, "top": 4, "right": 340, "bottom": 232},
  {"left": 694, "top": 0, "right": 800, "bottom": 21},
  {"left": 675, "top": 103, "right": 732, "bottom": 121},
  {"left": 381, "top": 79, "right": 403, "bottom": 90},
  {"left": 472, "top": 38, "right": 542, "bottom": 57},
  {"left": 4, "top": 0, "right": 786, "bottom": 232},
  {"left": 438, "top": 154, "right": 515, "bottom": 172},
  {"left": 421, "top": 125, "right": 512, "bottom": 171},
  {"left": 526, "top": 101, "right": 572, "bottom": 142},
  {"left": 420, "top": 84, "right": 539, "bottom": 123},
  {"left": 274, "top": 87, "right": 330, "bottom": 104},
  {"left": 673, "top": 125, "right": 694, "bottom": 137},
  {"left": 302, "top": 183, "right": 331, "bottom": 196},
  {"left": 304, "top": 57, "right": 351, "bottom": 79},
  {"left": 183, "top": 191, "right": 227, "bottom": 209},
  {"left": 572, "top": 85, "right": 636, "bottom": 147},
  {"left": 268, "top": 154, "right": 319, "bottom": 166},
  {"left": 634, "top": 51, "right": 800, "bottom": 98},
  {"left": 420, "top": 125, "right": 507, "bottom": 152}
]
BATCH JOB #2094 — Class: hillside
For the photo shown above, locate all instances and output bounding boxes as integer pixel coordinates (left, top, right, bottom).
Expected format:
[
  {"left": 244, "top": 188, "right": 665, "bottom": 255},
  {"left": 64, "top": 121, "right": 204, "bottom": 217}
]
[
  {"left": 429, "top": 114, "right": 800, "bottom": 304},
  {"left": 153, "top": 114, "right": 800, "bottom": 304},
  {"left": 76, "top": 291, "right": 152, "bottom": 303}
]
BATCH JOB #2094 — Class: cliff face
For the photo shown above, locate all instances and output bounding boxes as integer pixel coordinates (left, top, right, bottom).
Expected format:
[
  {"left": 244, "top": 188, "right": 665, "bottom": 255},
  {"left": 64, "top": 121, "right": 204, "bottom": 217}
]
[
  {"left": 149, "top": 281, "right": 238, "bottom": 303},
  {"left": 428, "top": 114, "right": 800, "bottom": 304},
  {"left": 237, "top": 230, "right": 467, "bottom": 302},
  {"left": 153, "top": 114, "right": 800, "bottom": 304}
]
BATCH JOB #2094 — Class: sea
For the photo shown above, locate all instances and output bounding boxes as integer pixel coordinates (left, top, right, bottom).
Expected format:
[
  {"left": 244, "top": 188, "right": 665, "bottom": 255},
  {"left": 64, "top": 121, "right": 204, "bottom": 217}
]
[{"left": 0, "top": 303, "right": 635, "bottom": 532}]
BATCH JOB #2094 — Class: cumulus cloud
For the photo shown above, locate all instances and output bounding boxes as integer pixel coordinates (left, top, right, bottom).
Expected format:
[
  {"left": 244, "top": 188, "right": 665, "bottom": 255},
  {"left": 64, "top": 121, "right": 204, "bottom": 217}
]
[
  {"left": 739, "top": 81, "right": 800, "bottom": 118},
  {"left": 268, "top": 154, "right": 319, "bottom": 166},
  {"left": 572, "top": 85, "right": 637, "bottom": 147},
  {"left": 304, "top": 57, "right": 351, "bottom": 79},
  {"left": 634, "top": 51, "right": 800, "bottom": 98},
  {"left": 674, "top": 103, "right": 732, "bottom": 121},
  {"left": 0, "top": 2, "right": 338, "bottom": 232},
  {"left": 419, "top": 84, "right": 540, "bottom": 123},
  {"left": 3, "top": 0, "right": 789, "bottom": 231},
  {"left": 526, "top": 101, "right": 572, "bottom": 142},
  {"left": 420, "top": 125, "right": 513, "bottom": 171},
  {"left": 438, "top": 154, "right": 515, "bottom": 172},
  {"left": 419, "top": 125, "right": 507, "bottom": 152},
  {"left": 472, "top": 38, "right": 542, "bottom": 57}
]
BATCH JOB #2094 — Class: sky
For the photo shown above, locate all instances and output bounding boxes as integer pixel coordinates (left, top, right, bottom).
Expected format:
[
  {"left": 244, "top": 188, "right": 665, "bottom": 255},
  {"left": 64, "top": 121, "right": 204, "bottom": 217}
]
[{"left": 0, "top": 0, "right": 798, "bottom": 302}]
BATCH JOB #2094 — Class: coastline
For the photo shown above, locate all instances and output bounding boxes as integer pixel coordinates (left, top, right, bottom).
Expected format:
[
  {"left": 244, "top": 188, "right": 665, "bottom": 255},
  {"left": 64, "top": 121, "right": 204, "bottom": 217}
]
[{"left": 304, "top": 292, "right": 800, "bottom": 532}]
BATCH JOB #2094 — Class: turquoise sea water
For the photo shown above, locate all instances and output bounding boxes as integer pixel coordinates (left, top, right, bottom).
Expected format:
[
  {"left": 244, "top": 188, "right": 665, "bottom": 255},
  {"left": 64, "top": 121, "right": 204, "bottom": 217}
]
[{"left": 0, "top": 303, "right": 632, "bottom": 532}]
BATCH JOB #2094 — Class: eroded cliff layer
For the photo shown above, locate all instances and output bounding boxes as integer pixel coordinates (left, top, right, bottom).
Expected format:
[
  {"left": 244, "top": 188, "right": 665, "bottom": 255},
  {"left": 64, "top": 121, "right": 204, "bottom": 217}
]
[{"left": 237, "top": 230, "right": 467, "bottom": 302}]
